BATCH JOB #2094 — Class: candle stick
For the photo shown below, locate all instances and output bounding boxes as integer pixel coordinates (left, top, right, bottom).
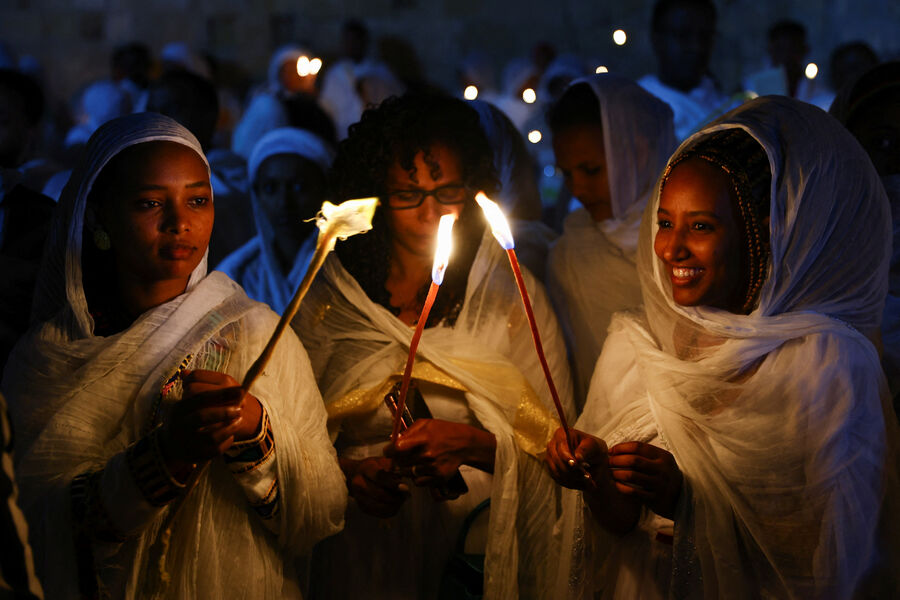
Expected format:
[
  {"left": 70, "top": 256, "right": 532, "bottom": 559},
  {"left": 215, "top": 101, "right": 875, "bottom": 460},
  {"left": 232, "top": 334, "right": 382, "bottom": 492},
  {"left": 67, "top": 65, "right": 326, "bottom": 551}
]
[
  {"left": 474, "top": 192, "right": 574, "bottom": 450},
  {"left": 391, "top": 214, "right": 456, "bottom": 443},
  {"left": 242, "top": 197, "right": 379, "bottom": 393}
]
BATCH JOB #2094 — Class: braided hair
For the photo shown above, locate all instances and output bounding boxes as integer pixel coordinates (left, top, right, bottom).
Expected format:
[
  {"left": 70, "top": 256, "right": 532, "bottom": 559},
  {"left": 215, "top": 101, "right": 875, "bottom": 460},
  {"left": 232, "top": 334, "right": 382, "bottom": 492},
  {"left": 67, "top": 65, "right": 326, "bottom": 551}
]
[{"left": 331, "top": 91, "right": 499, "bottom": 326}]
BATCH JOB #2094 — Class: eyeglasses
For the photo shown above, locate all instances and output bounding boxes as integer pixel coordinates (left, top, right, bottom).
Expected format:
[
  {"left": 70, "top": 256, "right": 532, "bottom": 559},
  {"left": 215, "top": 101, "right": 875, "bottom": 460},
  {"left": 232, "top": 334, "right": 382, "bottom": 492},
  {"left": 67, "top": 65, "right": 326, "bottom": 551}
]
[{"left": 385, "top": 184, "right": 469, "bottom": 210}]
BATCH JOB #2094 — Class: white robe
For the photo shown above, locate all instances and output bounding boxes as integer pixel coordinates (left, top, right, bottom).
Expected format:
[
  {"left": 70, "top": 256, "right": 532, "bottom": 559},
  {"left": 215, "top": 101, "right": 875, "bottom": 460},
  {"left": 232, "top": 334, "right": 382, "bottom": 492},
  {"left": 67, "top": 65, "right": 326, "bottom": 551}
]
[
  {"left": 2, "top": 113, "right": 346, "bottom": 599},
  {"left": 295, "top": 232, "right": 574, "bottom": 599},
  {"left": 555, "top": 97, "right": 900, "bottom": 599}
]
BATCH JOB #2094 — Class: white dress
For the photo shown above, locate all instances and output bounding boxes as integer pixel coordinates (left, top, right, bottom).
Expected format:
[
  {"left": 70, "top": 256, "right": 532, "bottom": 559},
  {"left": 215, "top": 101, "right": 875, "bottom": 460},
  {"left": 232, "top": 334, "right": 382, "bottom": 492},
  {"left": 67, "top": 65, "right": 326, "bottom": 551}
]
[
  {"left": 555, "top": 97, "right": 900, "bottom": 599},
  {"left": 295, "top": 232, "right": 575, "bottom": 599}
]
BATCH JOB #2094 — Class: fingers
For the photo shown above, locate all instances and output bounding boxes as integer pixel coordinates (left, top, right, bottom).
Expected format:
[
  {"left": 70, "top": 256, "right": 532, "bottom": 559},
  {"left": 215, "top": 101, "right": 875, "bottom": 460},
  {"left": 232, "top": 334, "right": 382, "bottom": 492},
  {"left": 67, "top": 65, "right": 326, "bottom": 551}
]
[
  {"left": 183, "top": 370, "right": 241, "bottom": 399},
  {"left": 609, "top": 441, "right": 660, "bottom": 458},
  {"left": 183, "top": 387, "right": 245, "bottom": 409}
]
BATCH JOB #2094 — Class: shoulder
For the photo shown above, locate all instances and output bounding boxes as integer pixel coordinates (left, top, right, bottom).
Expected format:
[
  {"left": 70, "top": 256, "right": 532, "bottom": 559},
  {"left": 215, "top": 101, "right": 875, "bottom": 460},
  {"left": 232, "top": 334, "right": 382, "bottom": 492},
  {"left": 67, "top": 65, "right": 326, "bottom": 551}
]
[{"left": 214, "top": 238, "right": 262, "bottom": 279}]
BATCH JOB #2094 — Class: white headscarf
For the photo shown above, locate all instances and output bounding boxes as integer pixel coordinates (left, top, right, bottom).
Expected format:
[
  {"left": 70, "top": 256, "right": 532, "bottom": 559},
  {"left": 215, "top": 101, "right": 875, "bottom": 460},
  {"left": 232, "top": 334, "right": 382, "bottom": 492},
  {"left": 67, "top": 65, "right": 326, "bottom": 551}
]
[
  {"left": 217, "top": 127, "right": 333, "bottom": 313},
  {"left": 547, "top": 74, "right": 675, "bottom": 404},
  {"left": 3, "top": 112, "right": 346, "bottom": 598},
  {"left": 296, "top": 231, "right": 575, "bottom": 599},
  {"left": 558, "top": 96, "right": 899, "bottom": 598}
]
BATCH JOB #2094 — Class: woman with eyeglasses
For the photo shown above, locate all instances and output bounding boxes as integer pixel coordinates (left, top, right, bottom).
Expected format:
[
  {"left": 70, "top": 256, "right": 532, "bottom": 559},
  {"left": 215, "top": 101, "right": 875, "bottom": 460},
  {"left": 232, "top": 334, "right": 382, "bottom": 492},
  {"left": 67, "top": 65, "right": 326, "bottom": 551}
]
[{"left": 293, "top": 92, "right": 574, "bottom": 599}]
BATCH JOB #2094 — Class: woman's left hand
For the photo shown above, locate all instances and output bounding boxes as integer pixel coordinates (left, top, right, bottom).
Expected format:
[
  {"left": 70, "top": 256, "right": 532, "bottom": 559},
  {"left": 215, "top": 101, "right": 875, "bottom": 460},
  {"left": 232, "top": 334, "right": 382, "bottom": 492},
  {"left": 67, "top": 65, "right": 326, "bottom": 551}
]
[
  {"left": 183, "top": 370, "right": 263, "bottom": 441},
  {"left": 384, "top": 418, "right": 496, "bottom": 486},
  {"left": 607, "top": 441, "right": 682, "bottom": 519}
]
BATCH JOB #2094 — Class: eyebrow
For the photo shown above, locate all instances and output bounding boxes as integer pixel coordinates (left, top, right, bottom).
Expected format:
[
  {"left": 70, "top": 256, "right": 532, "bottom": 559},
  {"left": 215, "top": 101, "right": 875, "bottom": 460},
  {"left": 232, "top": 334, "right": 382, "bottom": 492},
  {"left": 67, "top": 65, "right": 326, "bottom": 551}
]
[{"left": 657, "top": 207, "right": 723, "bottom": 219}]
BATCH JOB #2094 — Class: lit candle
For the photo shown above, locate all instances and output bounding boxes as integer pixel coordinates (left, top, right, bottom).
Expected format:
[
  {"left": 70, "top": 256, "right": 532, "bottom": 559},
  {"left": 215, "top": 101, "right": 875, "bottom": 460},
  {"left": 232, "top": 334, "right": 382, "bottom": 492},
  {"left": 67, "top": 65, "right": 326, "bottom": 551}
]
[
  {"left": 391, "top": 213, "right": 456, "bottom": 442},
  {"left": 242, "top": 197, "right": 379, "bottom": 393},
  {"left": 475, "top": 192, "right": 574, "bottom": 449}
]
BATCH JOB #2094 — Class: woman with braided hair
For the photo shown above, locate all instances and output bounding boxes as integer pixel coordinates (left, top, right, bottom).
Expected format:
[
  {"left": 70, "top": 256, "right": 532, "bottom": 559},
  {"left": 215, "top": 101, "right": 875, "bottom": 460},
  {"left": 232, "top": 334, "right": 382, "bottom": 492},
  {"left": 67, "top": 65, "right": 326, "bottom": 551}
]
[
  {"left": 545, "top": 96, "right": 900, "bottom": 598},
  {"left": 294, "top": 91, "right": 573, "bottom": 599}
]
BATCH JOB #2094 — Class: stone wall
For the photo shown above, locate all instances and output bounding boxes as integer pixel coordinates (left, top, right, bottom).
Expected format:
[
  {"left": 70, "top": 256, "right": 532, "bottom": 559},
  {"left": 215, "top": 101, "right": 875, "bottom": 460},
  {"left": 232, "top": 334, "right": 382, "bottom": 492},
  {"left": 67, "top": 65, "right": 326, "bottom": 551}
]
[{"left": 2, "top": 0, "right": 899, "bottom": 103}]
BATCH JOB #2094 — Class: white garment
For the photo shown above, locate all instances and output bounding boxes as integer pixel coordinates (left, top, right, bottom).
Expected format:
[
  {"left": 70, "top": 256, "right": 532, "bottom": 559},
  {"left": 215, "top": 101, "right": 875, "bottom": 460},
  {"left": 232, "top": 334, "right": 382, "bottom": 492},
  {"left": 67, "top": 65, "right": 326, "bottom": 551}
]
[
  {"left": 295, "top": 232, "right": 575, "bottom": 599},
  {"left": 547, "top": 74, "right": 676, "bottom": 407},
  {"left": 881, "top": 174, "right": 900, "bottom": 396},
  {"left": 2, "top": 113, "right": 346, "bottom": 599},
  {"left": 217, "top": 127, "right": 333, "bottom": 314},
  {"left": 64, "top": 80, "right": 132, "bottom": 149},
  {"left": 556, "top": 96, "right": 900, "bottom": 598},
  {"left": 638, "top": 74, "right": 733, "bottom": 141}
]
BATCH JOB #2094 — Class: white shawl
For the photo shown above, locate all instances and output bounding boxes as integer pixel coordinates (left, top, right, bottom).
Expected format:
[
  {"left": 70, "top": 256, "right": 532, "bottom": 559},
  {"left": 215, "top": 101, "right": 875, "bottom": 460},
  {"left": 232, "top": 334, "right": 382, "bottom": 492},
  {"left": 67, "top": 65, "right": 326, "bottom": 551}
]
[
  {"left": 557, "top": 96, "right": 900, "bottom": 599},
  {"left": 295, "top": 232, "right": 574, "bottom": 599},
  {"left": 2, "top": 113, "right": 346, "bottom": 599},
  {"left": 547, "top": 74, "right": 676, "bottom": 407}
]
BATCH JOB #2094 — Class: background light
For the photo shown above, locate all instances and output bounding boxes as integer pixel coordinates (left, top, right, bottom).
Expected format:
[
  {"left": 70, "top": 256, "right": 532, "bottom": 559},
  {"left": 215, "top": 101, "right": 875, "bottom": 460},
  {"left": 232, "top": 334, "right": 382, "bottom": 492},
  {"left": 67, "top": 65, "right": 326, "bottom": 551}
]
[
  {"left": 613, "top": 30, "right": 627, "bottom": 45},
  {"left": 527, "top": 130, "right": 542, "bottom": 144},
  {"left": 805, "top": 62, "right": 818, "bottom": 79},
  {"left": 309, "top": 57, "right": 322, "bottom": 74},
  {"left": 522, "top": 88, "right": 537, "bottom": 103},
  {"left": 464, "top": 85, "right": 478, "bottom": 100},
  {"left": 595, "top": 65, "right": 609, "bottom": 74},
  {"left": 297, "top": 55, "right": 310, "bottom": 76}
]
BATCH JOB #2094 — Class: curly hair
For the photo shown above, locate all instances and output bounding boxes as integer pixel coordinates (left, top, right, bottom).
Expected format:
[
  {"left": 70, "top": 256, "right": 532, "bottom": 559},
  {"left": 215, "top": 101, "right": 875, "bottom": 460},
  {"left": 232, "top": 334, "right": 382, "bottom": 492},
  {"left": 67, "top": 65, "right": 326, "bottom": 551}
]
[{"left": 331, "top": 91, "right": 499, "bottom": 327}]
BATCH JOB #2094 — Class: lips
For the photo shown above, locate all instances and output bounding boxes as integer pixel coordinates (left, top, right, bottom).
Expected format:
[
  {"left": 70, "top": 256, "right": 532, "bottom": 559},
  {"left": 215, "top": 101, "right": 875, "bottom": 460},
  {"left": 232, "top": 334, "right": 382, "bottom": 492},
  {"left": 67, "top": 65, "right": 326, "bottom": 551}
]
[{"left": 159, "top": 243, "right": 197, "bottom": 260}]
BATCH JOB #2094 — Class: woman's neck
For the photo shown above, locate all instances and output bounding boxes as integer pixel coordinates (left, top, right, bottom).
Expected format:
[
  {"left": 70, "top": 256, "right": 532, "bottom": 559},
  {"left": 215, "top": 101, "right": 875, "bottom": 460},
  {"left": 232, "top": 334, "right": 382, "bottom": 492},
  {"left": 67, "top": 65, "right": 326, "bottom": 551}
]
[
  {"left": 117, "top": 274, "right": 190, "bottom": 319},
  {"left": 386, "top": 244, "right": 431, "bottom": 325}
]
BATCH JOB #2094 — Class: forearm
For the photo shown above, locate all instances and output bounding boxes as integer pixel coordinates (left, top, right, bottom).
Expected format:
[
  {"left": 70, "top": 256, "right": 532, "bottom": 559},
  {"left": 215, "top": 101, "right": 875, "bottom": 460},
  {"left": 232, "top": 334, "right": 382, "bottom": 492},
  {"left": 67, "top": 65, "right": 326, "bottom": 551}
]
[{"left": 462, "top": 428, "right": 497, "bottom": 474}]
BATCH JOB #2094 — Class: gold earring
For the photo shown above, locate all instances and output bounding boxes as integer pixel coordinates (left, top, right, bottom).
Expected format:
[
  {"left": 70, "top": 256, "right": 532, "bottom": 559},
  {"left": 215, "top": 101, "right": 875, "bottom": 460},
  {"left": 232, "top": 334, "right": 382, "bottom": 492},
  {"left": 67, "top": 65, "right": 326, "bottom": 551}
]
[{"left": 93, "top": 228, "right": 111, "bottom": 251}]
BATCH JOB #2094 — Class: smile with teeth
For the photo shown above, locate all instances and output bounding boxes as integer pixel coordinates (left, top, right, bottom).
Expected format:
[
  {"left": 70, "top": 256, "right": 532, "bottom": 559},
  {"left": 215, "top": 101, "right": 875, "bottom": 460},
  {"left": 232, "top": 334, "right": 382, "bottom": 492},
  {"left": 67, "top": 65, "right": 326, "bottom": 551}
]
[{"left": 672, "top": 267, "right": 703, "bottom": 278}]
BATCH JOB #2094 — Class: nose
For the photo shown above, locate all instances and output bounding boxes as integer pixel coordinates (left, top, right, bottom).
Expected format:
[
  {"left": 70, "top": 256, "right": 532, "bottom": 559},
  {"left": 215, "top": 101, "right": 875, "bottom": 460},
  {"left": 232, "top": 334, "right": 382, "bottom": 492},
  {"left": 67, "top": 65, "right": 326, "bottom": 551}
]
[
  {"left": 660, "top": 227, "right": 690, "bottom": 263},
  {"left": 161, "top": 201, "right": 190, "bottom": 234},
  {"left": 418, "top": 194, "right": 455, "bottom": 221}
]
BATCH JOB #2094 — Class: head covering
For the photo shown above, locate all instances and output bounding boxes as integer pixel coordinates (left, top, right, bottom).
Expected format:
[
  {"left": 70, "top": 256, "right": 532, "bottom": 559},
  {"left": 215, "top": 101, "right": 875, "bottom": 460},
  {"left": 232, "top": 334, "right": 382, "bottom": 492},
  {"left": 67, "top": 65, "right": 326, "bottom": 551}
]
[
  {"left": 217, "top": 127, "right": 332, "bottom": 313},
  {"left": 546, "top": 73, "right": 675, "bottom": 404},
  {"left": 247, "top": 126, "right": 332, "bottom": 183},
  {"left": 561, "top": 96, "right": 898, "bottom": 598},
  {"left": 537, "top": 54, "right": 585, "bottom": 102},
  {"left": 34, "top": 112, "right": 209, "bottom": 338},
  {"left": 470, "top": 99, "right": 541, "bottom": 220},
  {"left": 64, "top": 80, "right": 133, "bottom": 148},
  {"left": 830, "top": 61, "right": 900, "bottom": 126},
  {"left": 266, "top": 44, "right": 313, "bottom": 93},
  {"left": 578, "top": 73, "right": 676, "bottom": 226}
]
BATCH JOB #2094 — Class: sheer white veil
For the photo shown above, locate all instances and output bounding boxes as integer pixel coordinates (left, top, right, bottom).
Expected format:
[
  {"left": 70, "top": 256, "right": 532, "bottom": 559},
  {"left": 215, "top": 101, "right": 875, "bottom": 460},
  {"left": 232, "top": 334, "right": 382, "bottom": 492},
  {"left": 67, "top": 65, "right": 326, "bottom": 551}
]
[
  {"left": 32, "top": 112, "right": 210, "bottom": 341},
  {"left": 563, "top": 96, "right": 899, "bottom": 598}
]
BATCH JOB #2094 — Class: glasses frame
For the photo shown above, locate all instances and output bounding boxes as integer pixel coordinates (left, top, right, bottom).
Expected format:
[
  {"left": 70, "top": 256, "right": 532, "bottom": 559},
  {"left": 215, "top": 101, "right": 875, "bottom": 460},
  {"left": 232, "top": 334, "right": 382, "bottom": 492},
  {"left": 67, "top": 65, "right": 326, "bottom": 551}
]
[{"left": 384, "top": 183, "right": 471, "bottom": 210}]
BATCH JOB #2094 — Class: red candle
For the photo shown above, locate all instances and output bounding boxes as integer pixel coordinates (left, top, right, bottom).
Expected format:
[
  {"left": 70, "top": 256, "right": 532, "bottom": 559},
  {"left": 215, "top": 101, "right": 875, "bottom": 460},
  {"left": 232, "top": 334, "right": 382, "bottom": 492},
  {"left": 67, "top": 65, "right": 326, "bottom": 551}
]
[
  {"left": 475, "top": 192, "right": 574, "bottom": 449},
  {"left": 391, "top": 214, "right": 456, "bottom": 442}
]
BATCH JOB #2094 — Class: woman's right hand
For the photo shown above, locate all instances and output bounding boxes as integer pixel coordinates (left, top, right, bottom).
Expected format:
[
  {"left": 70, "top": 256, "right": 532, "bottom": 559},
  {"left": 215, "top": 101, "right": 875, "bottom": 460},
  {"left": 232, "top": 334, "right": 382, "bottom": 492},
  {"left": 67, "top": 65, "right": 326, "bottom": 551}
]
[
  {"left": 161, "top": 384, "right": 244, "bottom": 468},
  {"left": 544, "top": 427, "right": 609, "bottom": 490},
  {"left": 340, "top": 457, "right": 410, "bottom": 518}
]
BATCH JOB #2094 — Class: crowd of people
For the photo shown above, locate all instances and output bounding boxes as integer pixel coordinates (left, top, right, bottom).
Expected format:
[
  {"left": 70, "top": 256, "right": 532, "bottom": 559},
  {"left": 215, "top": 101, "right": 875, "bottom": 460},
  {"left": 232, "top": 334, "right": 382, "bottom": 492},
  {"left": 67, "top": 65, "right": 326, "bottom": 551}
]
[{"left": 0, "top": 0, "right": 899, "bottom": 597}]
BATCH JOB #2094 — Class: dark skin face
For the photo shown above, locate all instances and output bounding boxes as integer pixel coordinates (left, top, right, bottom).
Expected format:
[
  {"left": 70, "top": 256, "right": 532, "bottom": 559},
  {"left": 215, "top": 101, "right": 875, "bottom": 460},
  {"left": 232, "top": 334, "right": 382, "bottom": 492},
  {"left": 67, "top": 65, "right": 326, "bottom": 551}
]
[
  {"left": 0, "top": 89, "right": 33, "bottom": 168},
  {"left": 97, "top": 141, "right": 214, "bottom": 317},
  {"left": 652, "top": 3, "right": 716, "bottom": 92},
  {"left": 253, "top": 153, "right": 327, "bottom": 271},
  {"left": 654, "top": 158, "right": 745, "bottom": 312},
  {"left": 552, "top": 124, "right": 613, "bottom": 222}
]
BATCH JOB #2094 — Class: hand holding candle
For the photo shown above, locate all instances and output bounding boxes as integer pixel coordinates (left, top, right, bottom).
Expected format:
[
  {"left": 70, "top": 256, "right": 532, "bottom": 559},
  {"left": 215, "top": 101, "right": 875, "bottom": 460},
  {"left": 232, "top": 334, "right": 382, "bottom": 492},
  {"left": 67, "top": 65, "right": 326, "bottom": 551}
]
[
  {"left": 474, "top": 192, "right": 574, "bottom": 451},
  {"left": 391, "top": 214, "right": 456, "bottom": 442}
]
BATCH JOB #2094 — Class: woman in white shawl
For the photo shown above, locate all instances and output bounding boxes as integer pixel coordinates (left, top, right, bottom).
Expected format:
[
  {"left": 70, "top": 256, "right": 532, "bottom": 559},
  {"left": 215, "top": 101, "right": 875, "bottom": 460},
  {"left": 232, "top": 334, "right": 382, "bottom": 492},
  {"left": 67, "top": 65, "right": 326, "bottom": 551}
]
[
  {"left": 546, "top": 74, "right": 676, "bottom": 407},
  {"left": 1, "top": 113, "right": 346, "bottom": 598},
  {"left": 295, "top": 92, "right": 573, "bottom": 599},
  {"left": 545, "top": 96, "right": 900, "bottom": 598},
  {"left": 217, "top": 127, "right": 333, "bottom": 314}
]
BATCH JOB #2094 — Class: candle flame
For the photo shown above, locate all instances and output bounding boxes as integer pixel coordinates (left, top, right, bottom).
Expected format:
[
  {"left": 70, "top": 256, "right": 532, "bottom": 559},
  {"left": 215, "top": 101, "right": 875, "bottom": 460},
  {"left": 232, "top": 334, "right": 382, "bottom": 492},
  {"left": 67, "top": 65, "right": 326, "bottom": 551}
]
[
  {"left": 432, "top": 214, "right": 455, "bottom": 284},
  {"left": 475, "top": 192, "right": 515, "bottom": 250},
  {"left": 315, "top": 197, "right": 380, "bottom": 250}
]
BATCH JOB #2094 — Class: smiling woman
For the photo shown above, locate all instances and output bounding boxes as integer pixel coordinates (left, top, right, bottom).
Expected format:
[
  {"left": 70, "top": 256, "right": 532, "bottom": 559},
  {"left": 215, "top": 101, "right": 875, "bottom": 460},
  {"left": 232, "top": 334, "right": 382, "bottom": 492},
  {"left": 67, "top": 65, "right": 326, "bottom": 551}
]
[
  {"left": 2, "top": 113, "right": 346, "bottom": 599},
  {"left": 545, "top": 97, "right": 900, "bottom": 598}
]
